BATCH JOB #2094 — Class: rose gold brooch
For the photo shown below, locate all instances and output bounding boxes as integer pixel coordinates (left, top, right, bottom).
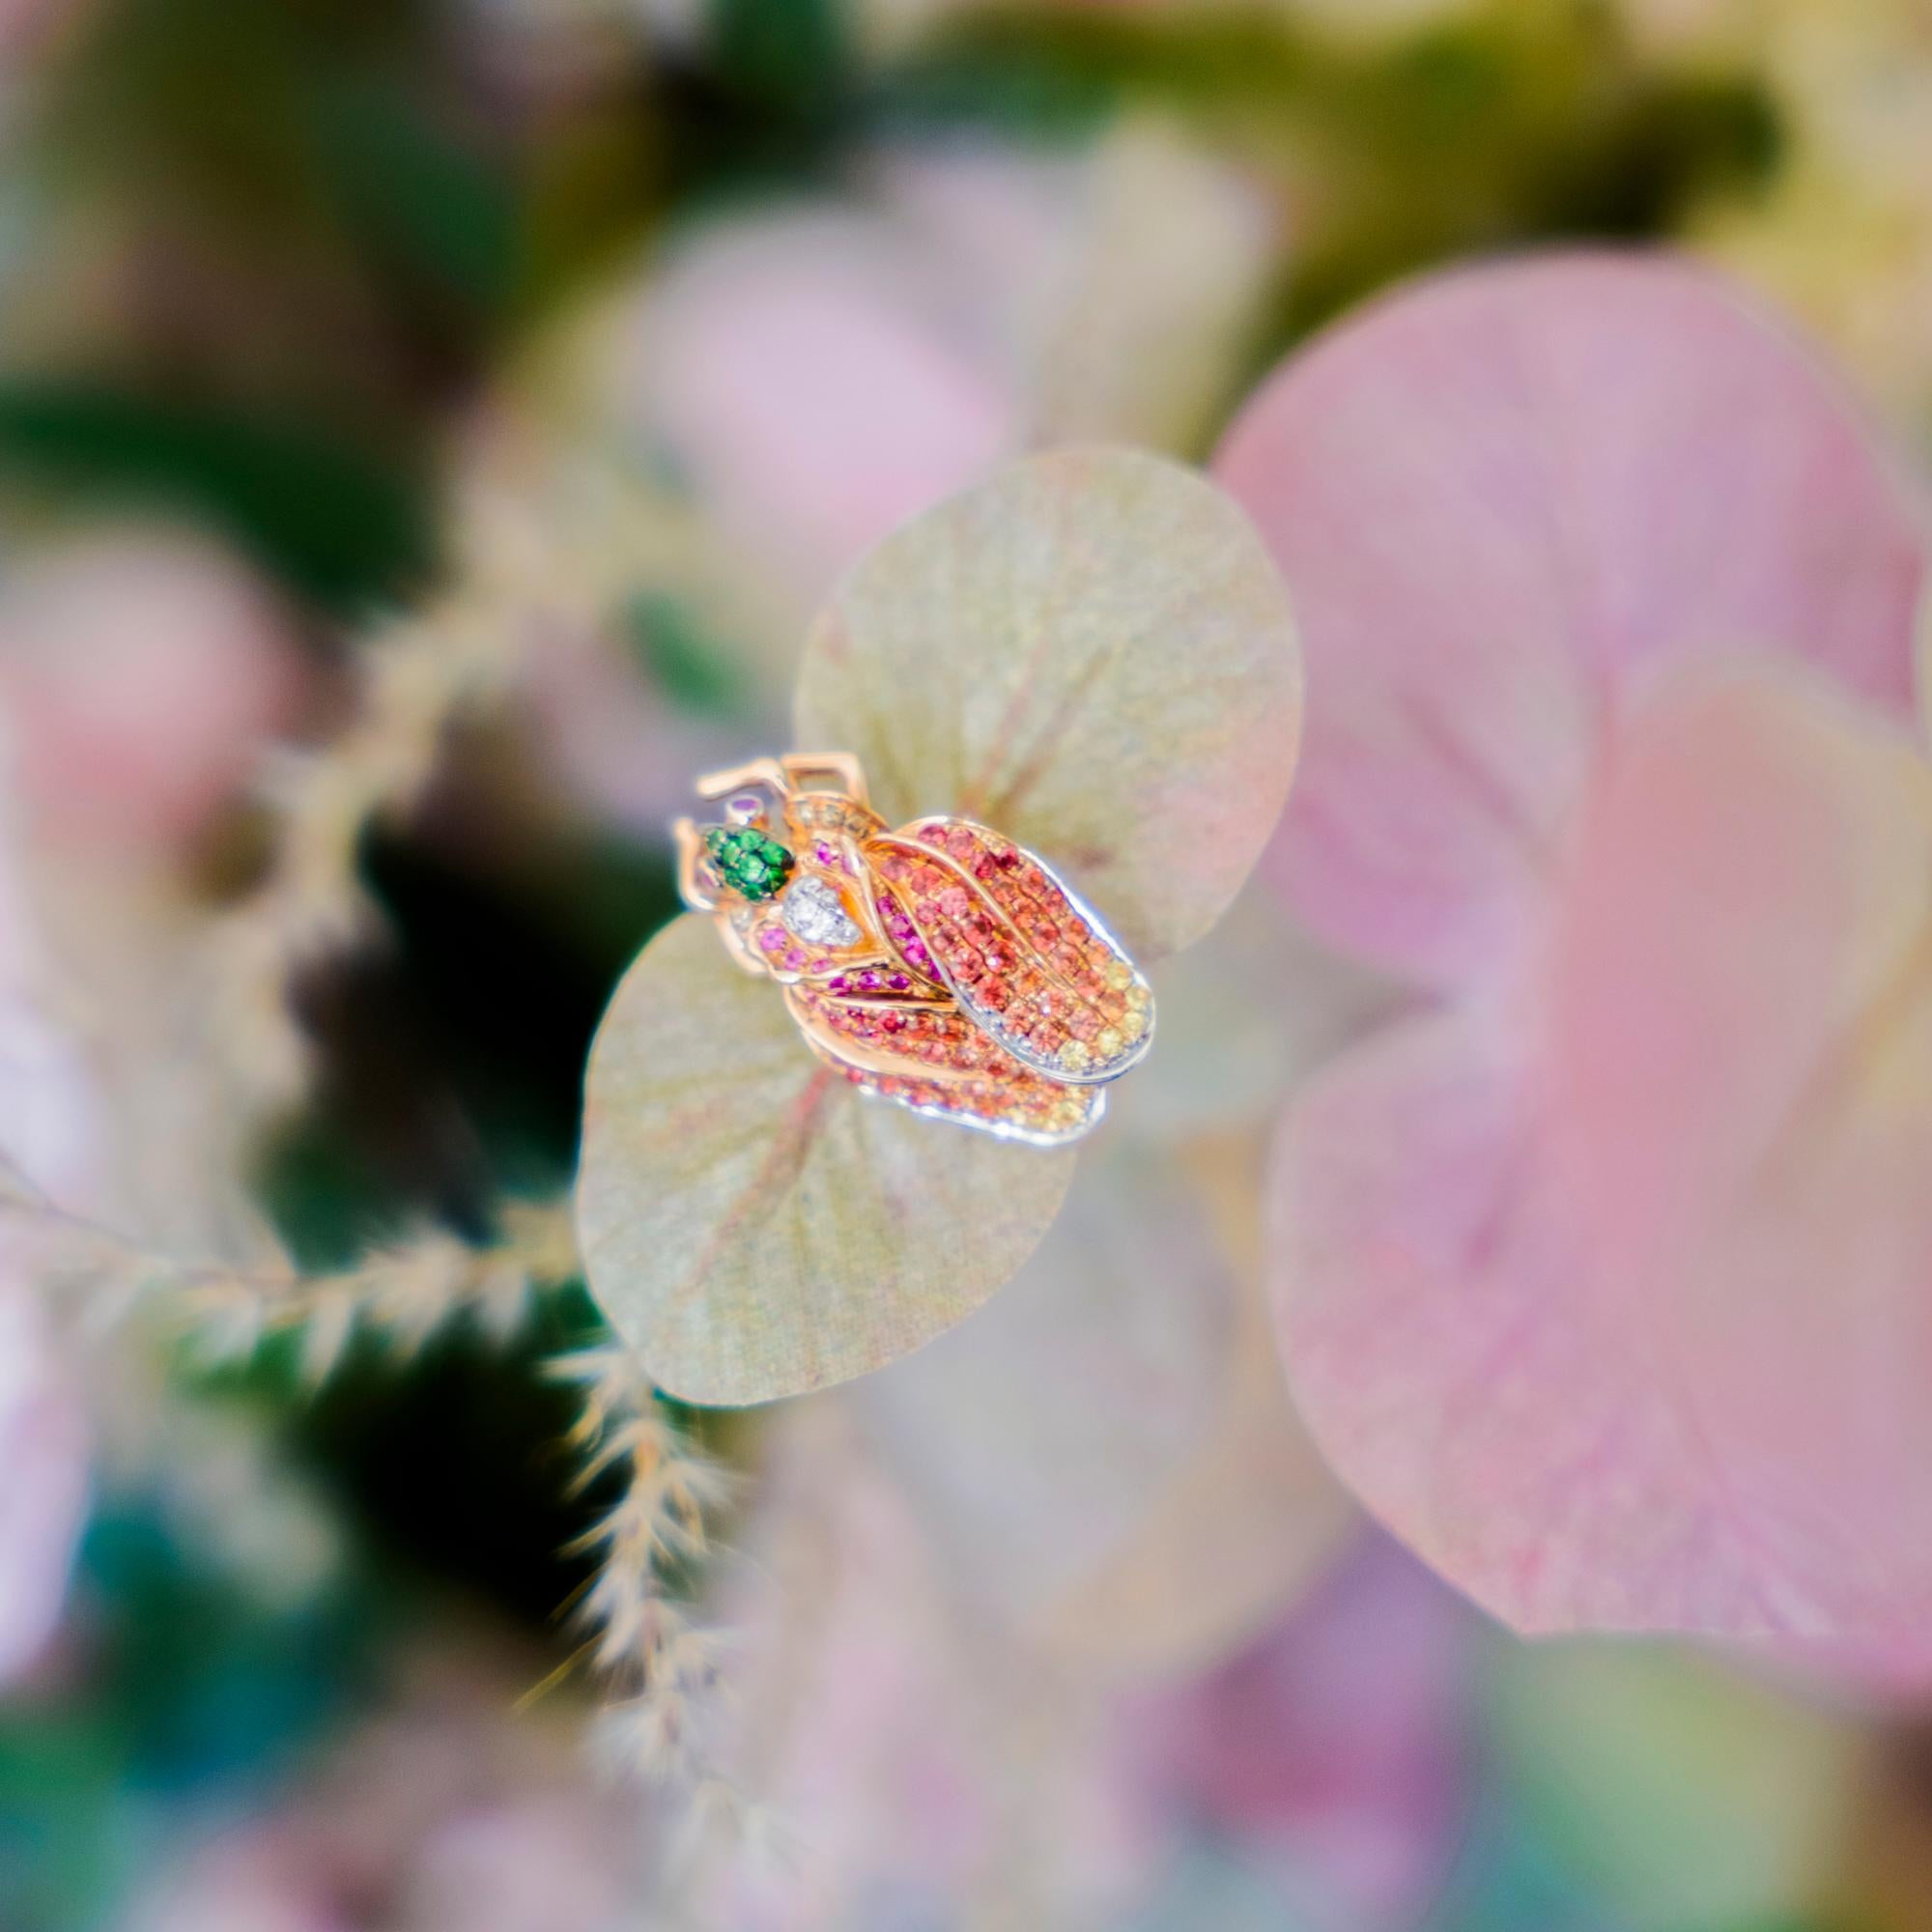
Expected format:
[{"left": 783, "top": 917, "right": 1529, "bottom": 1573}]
[{"left": 674, "top": 754, "right": 1153, "bottom": 1146}]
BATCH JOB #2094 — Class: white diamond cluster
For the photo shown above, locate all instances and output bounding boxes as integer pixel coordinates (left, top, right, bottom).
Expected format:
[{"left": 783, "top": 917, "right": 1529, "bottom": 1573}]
[{"left": 781, "top": 874, "right": 862, "bottom": 949}]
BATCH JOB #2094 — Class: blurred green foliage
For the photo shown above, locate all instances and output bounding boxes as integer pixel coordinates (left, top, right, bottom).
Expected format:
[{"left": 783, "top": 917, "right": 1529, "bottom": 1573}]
[
  {"left": 0, "top": 1501, "right": 378, "bottom": 1931},
  {"left": 904, "top": 1, "right": 1776, "bottom": 346},
  {"left": 0, "top": 382, "right": 436, "bottom": 612}
]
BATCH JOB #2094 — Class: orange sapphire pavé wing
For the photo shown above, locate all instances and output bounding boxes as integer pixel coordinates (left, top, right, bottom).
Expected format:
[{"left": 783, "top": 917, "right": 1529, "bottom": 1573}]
[{"left": 674, "top": 753, "right": 1153, "bottom": 1147}]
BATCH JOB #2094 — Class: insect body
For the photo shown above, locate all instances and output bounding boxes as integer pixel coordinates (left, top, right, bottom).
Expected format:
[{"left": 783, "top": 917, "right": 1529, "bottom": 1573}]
[{"left": 675, "top": 754, "right": 1153, "bottom": 1146}]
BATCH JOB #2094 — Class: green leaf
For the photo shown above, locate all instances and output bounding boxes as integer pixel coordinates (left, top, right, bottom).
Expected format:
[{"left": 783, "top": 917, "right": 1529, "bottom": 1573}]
[
  {"left": 795, "top": 447, "right": 1302, "bottom": 959},
  {"left": 577, "top": 915, "right": 1075, "bottom": 1405}
]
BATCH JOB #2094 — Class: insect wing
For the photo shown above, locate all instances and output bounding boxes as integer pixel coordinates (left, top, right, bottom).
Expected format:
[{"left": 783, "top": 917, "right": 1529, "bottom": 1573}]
[
  {"left": 785, "top": 982, "right": 1102, "bottom": 1147},
  {"left": 863, "top": 819, "right": 1154, "bottom": 1083}
]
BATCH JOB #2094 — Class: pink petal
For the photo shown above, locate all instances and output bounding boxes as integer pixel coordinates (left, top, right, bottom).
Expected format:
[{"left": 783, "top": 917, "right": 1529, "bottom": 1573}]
[
  {"left": 1216, "top": 252, "right": 1930, "bottom": 991},
  {"left": 1272, "top": 1005, "right": 1827, "bottom": 1639},
  {"left": 1276, "top": 663, "right": 1932, "bottom": 1654},
  {"left": 1545, "top": 666, "right": 1932, "bottom": 1659}
]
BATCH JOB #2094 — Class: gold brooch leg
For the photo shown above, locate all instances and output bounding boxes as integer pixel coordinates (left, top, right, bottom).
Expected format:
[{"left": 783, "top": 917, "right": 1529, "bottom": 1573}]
[
  {"left": 693, "top": 756, "right": 793, "bottom": 804},
  {"left": 779, "top": 753, "right": 869, "bottom": 807}
]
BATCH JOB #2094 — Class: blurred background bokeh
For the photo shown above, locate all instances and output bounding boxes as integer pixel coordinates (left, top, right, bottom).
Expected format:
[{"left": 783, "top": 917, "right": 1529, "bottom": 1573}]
[{"left": 4, "top": 1, "right": 1932, "bottom": 1927}]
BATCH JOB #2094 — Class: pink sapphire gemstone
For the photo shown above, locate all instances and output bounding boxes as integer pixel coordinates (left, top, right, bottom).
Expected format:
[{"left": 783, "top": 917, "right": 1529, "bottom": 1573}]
[
  {"left": 887, "top": 972, "right": 910, "bottom": 991},
  {"left": 814, "top": 842, "right": 838, "bottom": 867},
  {"left": 758, "top": 926, "right": 785, "bottom": 954},
  {"left": 782, "top": 946, "right": 807, "bottom": 970},
  {"left": 939, "top": 887, "right": 971, "bottom": 918},
  {"left": 829, "top": 975, "right": 850, "bottom": 994}
]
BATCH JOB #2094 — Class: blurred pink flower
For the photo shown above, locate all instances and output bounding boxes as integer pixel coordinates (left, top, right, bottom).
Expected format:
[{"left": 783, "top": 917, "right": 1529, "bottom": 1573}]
[
  {"left": 638, "top": 203, "right": 1015, "bottom": 604},
  {"left": 0, "top": 1287, "right": 87, "bottom": 1683},
  {"left": 122, "top": 1652, "right": 639, "bottom": 1932},
  {"left": 137, "top": 1795, "right": 633, "bottom": 1932},
  {"left": 0, "top": 526, "right": 305, "bottom": 856},
  {"left": 0, "top": 753, "right": 93, "bottom": 1687},
  {"left": 614, "top": 129, "right": 1275, "bottom": 618},
  {"left": 683, "top": 1412, "right": 1153, "bottom": 1931},
  {"left": 1215, "top": 253, "right": 1932, "bottom": 1654},
  {"left": 1129, "top": 1534, "right": 1475, "bottom": 1930},
  {"left": 403, "top": 1793, "right": 635, "bottom": 1932},
  {"left": 0, "top": 768, "right": 96, "bottom": 1191}
]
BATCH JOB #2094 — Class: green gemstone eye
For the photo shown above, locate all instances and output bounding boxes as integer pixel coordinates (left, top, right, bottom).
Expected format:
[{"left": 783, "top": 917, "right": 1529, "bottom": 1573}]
[{"left": 704, "top": 825, "right": 794, "bottom": 901}]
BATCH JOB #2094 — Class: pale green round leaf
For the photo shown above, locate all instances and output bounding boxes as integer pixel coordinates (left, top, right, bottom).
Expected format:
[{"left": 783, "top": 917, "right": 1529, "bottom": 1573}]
[
  {"left": 795, "top": 447, "right": 1302, "bottom": 958},
  {"left": 577, "top": 915, "right": 1077, "bottom": 1406}
]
